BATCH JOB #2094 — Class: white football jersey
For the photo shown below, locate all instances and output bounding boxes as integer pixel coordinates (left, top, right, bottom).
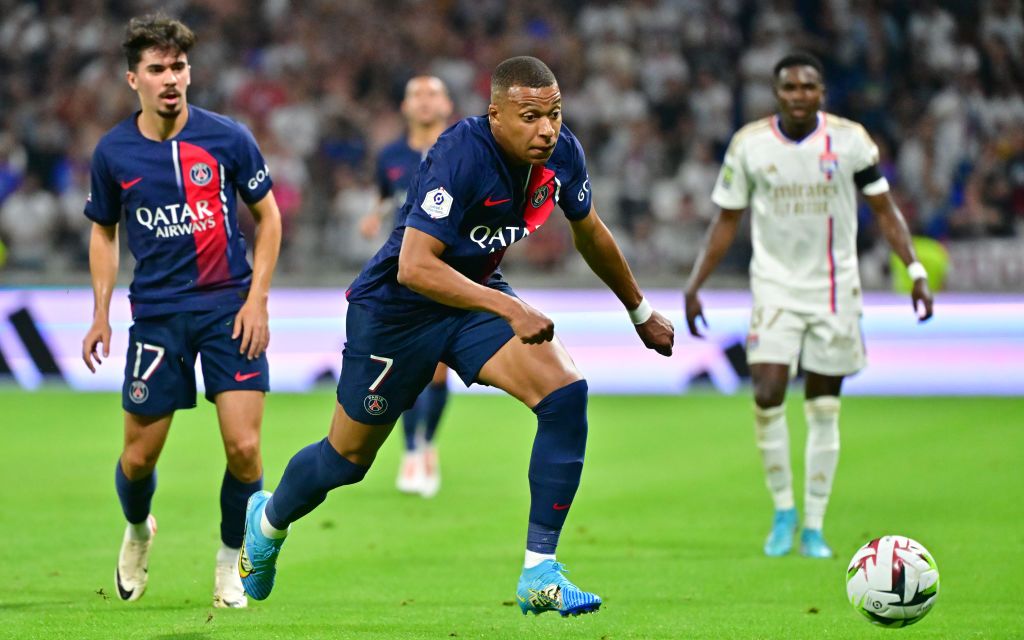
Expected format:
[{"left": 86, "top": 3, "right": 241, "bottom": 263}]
[{"left": 711, "top": 112, "right": 889, "bottom": 314}]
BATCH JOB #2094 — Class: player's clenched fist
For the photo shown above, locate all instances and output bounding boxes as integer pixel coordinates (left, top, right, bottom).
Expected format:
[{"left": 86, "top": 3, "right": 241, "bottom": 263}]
[
  {"left": 508, "top": 300, "right": 555, "bottom": 344},
  {"left": 635, "top": 311, "right": 674, "bottom": 356},
  {"left": 82, "top": 318, "right": 112, "bottom": 373}
]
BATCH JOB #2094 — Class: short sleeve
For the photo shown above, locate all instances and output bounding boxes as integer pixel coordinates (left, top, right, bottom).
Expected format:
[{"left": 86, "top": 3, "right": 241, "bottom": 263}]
[
  {"left": 84, "top": 146, "right": 121, "bottom": 225},
  {"left": 556, "top": 132, "right": 593, "bottom": 220},
  {"left": 404, "top": 147, "right": 478, "bottom": 247},
  {"left": 710, "top": 135, "right": 751, "bottom": 210},
  {"left": 852, "top": 126, "right": 889, "bottom": 196},
  {"left": 233, "top": 124, "right": 273, "bottom": 204},
  {"left": 375, "top": 154, "right": 394, "bottom": 199}
]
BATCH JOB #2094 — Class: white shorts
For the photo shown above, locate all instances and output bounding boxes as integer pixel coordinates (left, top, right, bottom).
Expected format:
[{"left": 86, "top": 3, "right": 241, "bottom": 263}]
[{"left": 745, "top": 305, "right": 866, "bottom": 377}]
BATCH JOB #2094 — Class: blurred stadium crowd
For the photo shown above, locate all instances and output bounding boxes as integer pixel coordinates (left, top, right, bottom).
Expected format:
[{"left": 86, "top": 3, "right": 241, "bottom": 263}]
[{"left": 1, "top": 0, "right": 1022, "bottom": 287}]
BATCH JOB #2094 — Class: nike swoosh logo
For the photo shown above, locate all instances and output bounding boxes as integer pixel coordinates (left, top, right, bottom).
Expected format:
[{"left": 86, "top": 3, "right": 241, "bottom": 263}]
[
  {"left": 553, "top": 503, "right": 571, "bottom": 511},
  {"left": 115, "top": 567, "right": 134, "bottom": 600},
  {"left": 235, "top": 371, "right": 261, "bottom": 382},
  {"left": 120, "top": 177, "right": 143, "bottom": 190},
  {"left": 484, "top": 196, "right": 511, "bottom": 207}
]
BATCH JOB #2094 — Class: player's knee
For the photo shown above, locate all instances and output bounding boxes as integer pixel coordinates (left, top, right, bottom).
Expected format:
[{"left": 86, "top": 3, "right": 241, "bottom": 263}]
[
  {"left": 753, "top": 384, "right": 786, "bottom": 409},
  {"left": 225, "top": 436, "right": 261, "bottom": 467},
  {"left": 121, "top": 447, "right": 159, "bottom": 478}
]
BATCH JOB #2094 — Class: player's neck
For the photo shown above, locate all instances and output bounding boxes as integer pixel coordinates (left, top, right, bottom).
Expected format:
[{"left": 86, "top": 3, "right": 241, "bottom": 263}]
[
  {"left": 137, "top": 104, "right": 190, "bottom": 142},
  {"left": 407, "top": 123, "right": 445, "bottom": 152},
  {"left": 776, "top": 112, "right": 819, "bottom": 142}
]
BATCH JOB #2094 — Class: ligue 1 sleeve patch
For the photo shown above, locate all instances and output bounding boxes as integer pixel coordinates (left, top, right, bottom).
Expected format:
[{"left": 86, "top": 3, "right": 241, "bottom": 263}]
[{"left": 421, "top": 187, "right": 453, "bottom": 219}]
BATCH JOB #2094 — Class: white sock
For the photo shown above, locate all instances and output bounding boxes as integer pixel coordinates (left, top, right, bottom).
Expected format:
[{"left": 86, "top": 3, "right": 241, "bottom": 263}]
[
  {"left": 260, "top": 511, "right": 289, "bottom": 539},
  {"left": 127, "top": 519, "right": 152, "bottom": 541},
  {"left": 216, "top": 543, "right": 240, "bottom": 565},
  {"left": 804, "top": 396, "right": 841, "bottom": 530},
  {"left": 524, "top": 550, "right": 556, "bottom": 569},
  {"left": 754, "top": 404, "right": 794, "bottom": 511}
]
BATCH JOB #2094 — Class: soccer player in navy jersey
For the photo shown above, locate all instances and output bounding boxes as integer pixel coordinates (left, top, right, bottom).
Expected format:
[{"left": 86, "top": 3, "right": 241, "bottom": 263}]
[
  {"left": 240, "top": 56, "right": 673, "bottom": 616},
  {"left": 80, "top": 15, "right": 282, "bottom": 608},
  {"left": 359, "top": 76, "right": 454, "bottom": 498}
]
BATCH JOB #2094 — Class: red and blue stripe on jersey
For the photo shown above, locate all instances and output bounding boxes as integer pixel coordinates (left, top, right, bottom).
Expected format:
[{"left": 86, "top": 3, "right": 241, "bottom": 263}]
[
  {"left": 85, "top": 106, "right": 272, "bottom": 318},
  {"left": 347, "top": 116, "right": 590, "bottom": 317}
]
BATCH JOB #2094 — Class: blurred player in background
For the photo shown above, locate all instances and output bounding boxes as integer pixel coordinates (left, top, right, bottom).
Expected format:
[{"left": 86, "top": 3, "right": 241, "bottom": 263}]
[
  {"left": 81, "top": 14, "right": 282, "bottom": 607},
  {"left": 240, "top": 56, "right": 674, "bottom": 616},
  {"left": 684, "top": 52, "right": 933, "bottom": 559},
  {"left": 359, "top": 76, "right": 454, "bottom": 498}
]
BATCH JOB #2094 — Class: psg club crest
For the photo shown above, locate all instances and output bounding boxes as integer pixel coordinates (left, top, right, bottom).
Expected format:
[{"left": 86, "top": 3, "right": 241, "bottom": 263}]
[
  {"left": 363, "top": 394, "right": 388, "bottom": 416},
  {"left": 129, "top": 380, "right": 149, "bottom": 404},
  {"left": 190, "top": 162, "right": 213, "bottom": 186},
  {"left": 531, "top": 185, "right": 549, "bottom": 208}
]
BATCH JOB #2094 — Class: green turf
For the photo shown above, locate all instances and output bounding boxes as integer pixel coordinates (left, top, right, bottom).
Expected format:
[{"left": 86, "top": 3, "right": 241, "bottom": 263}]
[{"left": 1, "top": 390, "right": 1021, "bottom": 639}]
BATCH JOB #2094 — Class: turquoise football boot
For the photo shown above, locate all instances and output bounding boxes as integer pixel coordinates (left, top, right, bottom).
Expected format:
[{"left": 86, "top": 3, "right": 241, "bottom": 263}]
[
  {"left": 764, "top": 508, "right": 798, "bottom": 557},
  {"left": 238, "top": 491, "right": 288, "bottom": 600},
  {"left": 516, "top": 560, "right": 601, "bottom": 617},
  {"left": 799, "top": 528, "right": 834, "bottom": 558}
]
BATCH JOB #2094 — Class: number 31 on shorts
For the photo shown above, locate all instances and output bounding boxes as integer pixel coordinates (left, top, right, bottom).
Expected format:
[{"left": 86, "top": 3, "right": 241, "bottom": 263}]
[{"left": 133, "top": 341, "right": 166, "bottom": 381}]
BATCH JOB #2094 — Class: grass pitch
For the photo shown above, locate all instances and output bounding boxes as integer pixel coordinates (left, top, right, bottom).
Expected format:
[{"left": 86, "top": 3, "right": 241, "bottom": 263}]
[{"left": 1, "top": 390, "right": 1021, "bottom": 639}]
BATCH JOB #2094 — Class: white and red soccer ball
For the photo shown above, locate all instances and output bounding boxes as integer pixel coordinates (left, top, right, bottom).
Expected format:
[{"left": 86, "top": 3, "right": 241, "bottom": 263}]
[{"left": 846, "top": 535, "right": 940, "bottom": 628}]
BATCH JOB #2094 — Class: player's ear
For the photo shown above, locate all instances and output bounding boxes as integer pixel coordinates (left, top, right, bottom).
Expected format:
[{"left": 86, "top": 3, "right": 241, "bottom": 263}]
[
  {"left": 126, "top": 70, "right": 137, "bottom": 91},
  {"left": 487, "top": 102, "right": 500, "bottom": 124}
]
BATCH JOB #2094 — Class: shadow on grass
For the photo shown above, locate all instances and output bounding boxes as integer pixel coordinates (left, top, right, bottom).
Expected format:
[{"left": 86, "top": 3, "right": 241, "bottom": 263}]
[{"left": 0, "top": 601, "right": 75, "bottom": 610}]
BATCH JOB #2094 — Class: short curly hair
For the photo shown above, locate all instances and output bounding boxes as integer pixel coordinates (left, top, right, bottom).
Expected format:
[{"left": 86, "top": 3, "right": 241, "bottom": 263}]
[{"left": 122, "top": 14, "right": 196, "bottom": 70}]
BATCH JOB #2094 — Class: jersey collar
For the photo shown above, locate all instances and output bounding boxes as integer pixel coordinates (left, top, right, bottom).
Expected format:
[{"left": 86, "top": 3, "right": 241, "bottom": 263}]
[{"left": 770, "top": 111, "right": 825, "bottom": 145}]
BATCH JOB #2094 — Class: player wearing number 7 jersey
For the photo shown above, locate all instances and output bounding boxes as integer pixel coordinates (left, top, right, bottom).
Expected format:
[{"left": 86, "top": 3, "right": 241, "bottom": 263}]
[
  {"left": 80, "top": 15, "right": 282, "bottom": 609},
  {"left": 239, "top": 56, "right": 674, "bottom": 616}
]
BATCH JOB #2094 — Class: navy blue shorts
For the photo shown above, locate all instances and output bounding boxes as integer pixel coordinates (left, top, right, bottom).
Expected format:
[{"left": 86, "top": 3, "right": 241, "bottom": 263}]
[
  {"left": 337, "top": 301, "right": 515, "bottom": 425},
  {"left": 122, "top": 306, "right": 269, "bottom": 416}
]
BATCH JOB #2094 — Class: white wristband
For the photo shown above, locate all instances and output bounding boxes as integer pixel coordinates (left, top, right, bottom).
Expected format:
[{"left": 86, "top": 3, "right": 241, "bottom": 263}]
[
  {"left": 628, "top": 298, "right": 653, "bottom": 325},
  {"left": 906, "top": 261, "right": 928, "bottom": 282}
]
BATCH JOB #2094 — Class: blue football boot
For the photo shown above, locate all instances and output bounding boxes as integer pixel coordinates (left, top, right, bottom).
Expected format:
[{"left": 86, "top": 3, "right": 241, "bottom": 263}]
[
  {"left": 516, "top": 560, "right": 601, "bottom": 617},
  {"left": 799, "top": 528, "right": 834, "bottom": 558},
  {"left": 238, "top": 491, "right": 287, "bottom": 600},
  {"left": 764, "top": 508, "right": 798, "bottom": 557}
]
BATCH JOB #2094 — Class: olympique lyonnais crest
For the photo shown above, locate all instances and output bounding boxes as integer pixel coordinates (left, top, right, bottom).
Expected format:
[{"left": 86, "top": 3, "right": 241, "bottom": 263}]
[
  {"left": 190, "top": 162, "right": 213, "bottom": 186},
  {"left": 531, "top": 184, "right": 549, "bottom": 208},
  {"left": 363, "top": 394, "right": 388, "bottom": 416},
  {"left": 129, "top": 380, "right": 149, "bottom": 404}
]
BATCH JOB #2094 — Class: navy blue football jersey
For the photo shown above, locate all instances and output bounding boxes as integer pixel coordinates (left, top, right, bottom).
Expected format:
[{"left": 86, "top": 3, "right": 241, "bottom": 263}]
[
  {"left": 375, "top": 137, "right": 423, "bottom": 208},
  {"left": 347, "top": 116, "right": 592, "bottom": 316},
  {"left": 85, "top": 106, "right": 273, "bottom": 318}
]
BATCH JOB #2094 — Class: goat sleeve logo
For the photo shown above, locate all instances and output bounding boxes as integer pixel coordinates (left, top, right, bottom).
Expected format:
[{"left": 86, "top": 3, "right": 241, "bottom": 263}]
[{"left": 363, "top": 394, "right": 388, "bottom": 416}]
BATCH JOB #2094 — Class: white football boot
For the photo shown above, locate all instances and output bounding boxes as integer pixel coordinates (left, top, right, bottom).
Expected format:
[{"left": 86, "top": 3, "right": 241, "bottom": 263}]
[
  {"left": 115, "top": 514, "right": 157, "bottom": 602},
  {"left": 396, "top": 450, "right": 424, "bottom": 494},
  {"left": 213, "top": 547, "right": 248, "bottom": 608}
]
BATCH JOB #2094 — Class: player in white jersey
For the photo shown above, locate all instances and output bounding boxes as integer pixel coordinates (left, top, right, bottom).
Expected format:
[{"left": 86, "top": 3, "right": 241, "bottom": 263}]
[{"left": 684, "top": 53, "right": 933, "bottom": 558}]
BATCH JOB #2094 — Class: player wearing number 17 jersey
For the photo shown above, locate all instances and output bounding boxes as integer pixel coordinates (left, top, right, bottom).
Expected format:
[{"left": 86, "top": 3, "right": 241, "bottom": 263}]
[
  {"left": 240, "top": 56, "right": 674, "bottom": 616},
  {"left": 81, "top": 15, "right": 282, "bottom": 608},
  {"left": 684, "top": 52, "right": 933, "bottom": 559}
]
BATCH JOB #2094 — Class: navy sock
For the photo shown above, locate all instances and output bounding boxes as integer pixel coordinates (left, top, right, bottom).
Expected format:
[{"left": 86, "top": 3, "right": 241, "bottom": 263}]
[
  {"left": 220, "top": 468, "right": 263, "bottom": 548},
  {"left": 401, "top": 400, "right": 424, "bottom": 451},
  {"left": 264, "top": 438, "right": 369, "bottom": 529},
  {"left": 422, "top": 381, "right": 449, "bottom": 443},
  {"left": 526, "top": 379, "right": 589, "bottom": 554},
  {"left": 115, "top": 460, "right": 156, "bottom": 524}
]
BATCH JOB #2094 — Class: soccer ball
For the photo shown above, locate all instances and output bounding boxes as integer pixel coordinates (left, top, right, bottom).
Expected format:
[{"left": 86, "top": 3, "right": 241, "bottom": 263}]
[{"left": 846, "top": 535, "right": 940, "bottom": 628}]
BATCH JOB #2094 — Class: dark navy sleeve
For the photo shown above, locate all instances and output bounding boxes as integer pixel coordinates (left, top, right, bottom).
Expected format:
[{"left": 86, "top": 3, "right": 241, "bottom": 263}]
[
  {"left": 232, "top": 123, "right": 273, "bottom": 204},
  {"left": 84, "top": 144, "right": 121, "bottom": 225},
  {"left": 556, "top": 129, "right": 592, "bottom": 221},
  {"left": 375, "top": 152, "right": 393, "bottom": 199},
  {"left": 404, "top": 140, "right": 480, "bottom": 247}
]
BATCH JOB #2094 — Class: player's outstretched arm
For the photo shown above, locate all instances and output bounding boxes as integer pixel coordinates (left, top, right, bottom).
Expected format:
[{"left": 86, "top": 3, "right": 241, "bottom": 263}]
[
  {"left": 82, "top": 222, "right": 118, "bottom": 373},
  {"left": 568, "top": 207, "right": 673, "bottom": 356},
  {"left": 683, "top": 208, "right": 744, "bottom": 338},
  {"left": 864, "top": 192, "right": 934, "bottom": 322},
  {"left": 234, "top": 191, "right": 283, "bottom": 360},
  {"left": 398, "top": 227, "right": 554, "bottom": 343}
]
